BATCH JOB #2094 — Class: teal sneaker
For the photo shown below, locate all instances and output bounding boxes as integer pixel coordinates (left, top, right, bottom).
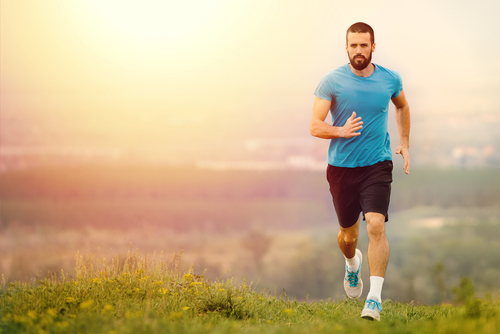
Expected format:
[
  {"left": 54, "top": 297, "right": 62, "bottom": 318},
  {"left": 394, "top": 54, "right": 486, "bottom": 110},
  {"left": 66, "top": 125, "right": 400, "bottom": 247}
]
[
  {"left": 361, "top": 298, "right": 382, "bottom": 321},
  {"left": 343, "top": 249, "right": 363, "bottom": 299}
]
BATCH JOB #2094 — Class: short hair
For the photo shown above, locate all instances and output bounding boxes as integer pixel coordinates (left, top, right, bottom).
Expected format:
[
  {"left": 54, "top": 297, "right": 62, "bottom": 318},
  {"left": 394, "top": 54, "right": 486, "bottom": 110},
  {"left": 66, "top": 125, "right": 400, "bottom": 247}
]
[{"left": 346, "top": 22, "right": 374, "bottom": 44}]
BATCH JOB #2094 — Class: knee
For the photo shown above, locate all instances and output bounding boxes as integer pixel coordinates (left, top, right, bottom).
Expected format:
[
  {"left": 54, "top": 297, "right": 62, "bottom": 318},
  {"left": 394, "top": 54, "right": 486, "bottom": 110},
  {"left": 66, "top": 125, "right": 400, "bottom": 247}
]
[
  {"left": 338, "top": 229, "right": 358, "bottom": 246},
  {"left": 366, "top": 217, "right": 386, "bottom": 238}
]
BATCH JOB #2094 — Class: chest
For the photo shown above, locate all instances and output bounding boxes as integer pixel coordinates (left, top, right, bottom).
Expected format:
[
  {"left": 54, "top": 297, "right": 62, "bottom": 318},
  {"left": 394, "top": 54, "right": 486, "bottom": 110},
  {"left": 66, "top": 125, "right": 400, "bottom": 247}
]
[{"left": 333, "top": 78, "right": 394, "bottom": 111}]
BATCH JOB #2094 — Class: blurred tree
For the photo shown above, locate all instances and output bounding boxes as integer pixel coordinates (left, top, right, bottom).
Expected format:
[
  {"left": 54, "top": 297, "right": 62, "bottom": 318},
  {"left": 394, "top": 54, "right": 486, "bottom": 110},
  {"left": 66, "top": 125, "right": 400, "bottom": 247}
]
[
  {"left": 453, "top": 276, "right": 476, "bottom": 304},
  {"left": 192, "top": 256, "right": 223, "bottom": 282},
  {"left": 279, "top": 238, "right": 342, "bottom": 300},
  {"left": 431, "top": 261, "right": 449, "bottom": 303},
  {"left": 241, "top": 230, "right": 273, "bottom": 271}
]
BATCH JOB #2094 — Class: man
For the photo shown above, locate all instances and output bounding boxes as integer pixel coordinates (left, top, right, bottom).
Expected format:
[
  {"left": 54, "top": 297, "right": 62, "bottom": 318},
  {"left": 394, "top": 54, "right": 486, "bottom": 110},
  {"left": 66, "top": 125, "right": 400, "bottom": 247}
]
[{"left": 310, "top": 22, "right": 410, "bottom": 321}]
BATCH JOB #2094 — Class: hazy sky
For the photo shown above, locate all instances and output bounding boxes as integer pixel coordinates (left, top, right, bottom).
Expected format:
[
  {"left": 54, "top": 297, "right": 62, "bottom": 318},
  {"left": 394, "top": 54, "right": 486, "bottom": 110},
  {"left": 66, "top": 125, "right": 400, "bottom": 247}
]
[{"left": 2, "top": 0, "right": 500, "bottom": 148}]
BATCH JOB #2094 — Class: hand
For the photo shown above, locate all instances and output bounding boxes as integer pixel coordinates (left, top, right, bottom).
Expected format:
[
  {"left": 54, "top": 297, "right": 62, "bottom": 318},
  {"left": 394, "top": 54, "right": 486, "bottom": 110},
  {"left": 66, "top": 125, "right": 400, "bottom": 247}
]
[
  {"left": 395, "top": 145, "right": 411, "bottom": 174},
  {"left": 341, "top": 111, "right": 363, "bottom": 138}
]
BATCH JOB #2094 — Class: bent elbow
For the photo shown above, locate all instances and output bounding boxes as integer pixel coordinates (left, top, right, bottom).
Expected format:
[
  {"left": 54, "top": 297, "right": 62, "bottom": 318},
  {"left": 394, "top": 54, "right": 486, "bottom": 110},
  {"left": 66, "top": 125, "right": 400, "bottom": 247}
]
[{"left": 309, "top": 124, "right": 319, "bottom": 137}]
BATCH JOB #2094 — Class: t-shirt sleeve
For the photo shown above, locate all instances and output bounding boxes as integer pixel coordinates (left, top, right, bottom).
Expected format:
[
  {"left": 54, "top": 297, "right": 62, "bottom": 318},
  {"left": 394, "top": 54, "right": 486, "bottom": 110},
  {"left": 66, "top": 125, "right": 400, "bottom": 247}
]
[
  {"left": 391, "top": 71, "right": 403, "bottom": 98},
  {"left": 313, "top": 74, "right": 335, "bottom": 101}
]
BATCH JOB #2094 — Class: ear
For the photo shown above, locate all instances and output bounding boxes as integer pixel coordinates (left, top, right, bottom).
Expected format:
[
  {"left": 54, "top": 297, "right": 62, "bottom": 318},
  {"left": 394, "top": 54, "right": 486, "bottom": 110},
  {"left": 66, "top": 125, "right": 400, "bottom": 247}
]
[{"left": 371, "top": 43, "right": 376, "bottom": 52}]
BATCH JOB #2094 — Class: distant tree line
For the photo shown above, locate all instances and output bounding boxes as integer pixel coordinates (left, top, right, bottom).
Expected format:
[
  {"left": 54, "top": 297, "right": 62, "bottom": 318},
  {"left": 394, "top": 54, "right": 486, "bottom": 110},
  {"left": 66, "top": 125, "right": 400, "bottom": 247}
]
[{"left": 2, "top": 165, "right": 499, "bottom": 232}]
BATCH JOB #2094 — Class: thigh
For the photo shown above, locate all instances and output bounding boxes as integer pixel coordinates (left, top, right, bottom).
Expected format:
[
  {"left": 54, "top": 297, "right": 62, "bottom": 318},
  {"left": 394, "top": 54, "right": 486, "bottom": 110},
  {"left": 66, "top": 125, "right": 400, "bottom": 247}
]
[
  {"left": 327, "top": 164, "right": 362, "bottom": 228},
  {"left": 359, "top": 161, "right": 393, "bottom": 222}
]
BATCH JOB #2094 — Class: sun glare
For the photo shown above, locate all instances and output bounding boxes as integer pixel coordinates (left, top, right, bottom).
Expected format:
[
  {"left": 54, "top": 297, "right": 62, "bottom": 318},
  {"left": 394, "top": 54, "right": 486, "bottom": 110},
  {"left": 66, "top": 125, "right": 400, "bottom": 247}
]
[
  {"left": 86, "top": 1, "right": 217, "bottom": 45},
  {"left": 67, "top": 0, "right": 230, "bottom": 67}
]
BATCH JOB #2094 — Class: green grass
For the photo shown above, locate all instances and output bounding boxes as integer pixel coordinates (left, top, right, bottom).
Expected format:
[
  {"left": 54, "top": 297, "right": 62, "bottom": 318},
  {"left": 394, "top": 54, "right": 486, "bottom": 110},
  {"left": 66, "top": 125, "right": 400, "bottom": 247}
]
[{"left": 1, "top": 251, "right": 500, "bottom": 334}]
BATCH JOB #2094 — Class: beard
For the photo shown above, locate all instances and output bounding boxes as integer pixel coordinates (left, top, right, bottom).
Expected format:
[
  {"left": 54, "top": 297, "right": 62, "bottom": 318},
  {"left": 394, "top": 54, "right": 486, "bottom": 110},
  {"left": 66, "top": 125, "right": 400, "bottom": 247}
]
[{"left": 349, "top": 52, "right": 372, "bottom": 71}]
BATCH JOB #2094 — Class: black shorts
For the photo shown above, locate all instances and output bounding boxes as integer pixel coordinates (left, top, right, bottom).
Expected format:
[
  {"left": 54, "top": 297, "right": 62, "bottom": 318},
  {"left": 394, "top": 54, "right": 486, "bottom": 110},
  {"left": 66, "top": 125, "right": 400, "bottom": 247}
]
[{"left": 326, "top": 160, "right": 393, "bottom": 228}]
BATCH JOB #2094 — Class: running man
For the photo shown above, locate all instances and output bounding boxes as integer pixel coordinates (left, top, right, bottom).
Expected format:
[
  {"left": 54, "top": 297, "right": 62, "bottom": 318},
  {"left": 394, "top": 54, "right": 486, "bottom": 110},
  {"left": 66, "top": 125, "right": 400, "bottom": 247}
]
[{"left": 310, "top": 22, "right": 411, "bottom": 321}]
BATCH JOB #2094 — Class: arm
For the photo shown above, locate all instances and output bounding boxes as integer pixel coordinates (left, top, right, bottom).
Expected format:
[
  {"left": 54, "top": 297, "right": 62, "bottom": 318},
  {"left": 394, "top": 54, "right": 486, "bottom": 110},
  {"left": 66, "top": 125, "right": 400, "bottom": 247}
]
[
  {"left": 391, "top": 89, "right": 411, "bottom": 174},
  {"left": 309, "top": 97, "right": 363, "bottom": 139}
]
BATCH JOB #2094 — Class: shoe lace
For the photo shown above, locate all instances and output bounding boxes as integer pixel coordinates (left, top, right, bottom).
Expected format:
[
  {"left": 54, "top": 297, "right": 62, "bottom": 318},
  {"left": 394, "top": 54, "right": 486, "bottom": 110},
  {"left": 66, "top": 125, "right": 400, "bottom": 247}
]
[
  {"left": 345, "top": 266, "right": 359, "bottom": 287},
  {"left": 365, "top": 299, "right": 383, "bottom": 312}
]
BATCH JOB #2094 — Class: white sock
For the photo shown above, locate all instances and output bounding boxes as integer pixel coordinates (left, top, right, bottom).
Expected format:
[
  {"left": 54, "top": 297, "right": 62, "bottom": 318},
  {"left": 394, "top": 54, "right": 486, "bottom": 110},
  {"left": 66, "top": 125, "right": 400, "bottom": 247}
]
[
  {"left": 367, "top": 276, "right": 384, "bottom": 302},
  {"left": 344, "top": 253, "right": 359, "bottom": 271}
]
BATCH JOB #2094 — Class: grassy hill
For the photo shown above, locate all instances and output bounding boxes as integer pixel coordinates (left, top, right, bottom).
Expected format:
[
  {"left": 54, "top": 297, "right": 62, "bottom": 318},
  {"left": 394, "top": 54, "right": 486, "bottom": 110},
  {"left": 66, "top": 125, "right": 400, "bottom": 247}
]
[{"left": 1, "top": 250, "right": 500, "bottom": 334}]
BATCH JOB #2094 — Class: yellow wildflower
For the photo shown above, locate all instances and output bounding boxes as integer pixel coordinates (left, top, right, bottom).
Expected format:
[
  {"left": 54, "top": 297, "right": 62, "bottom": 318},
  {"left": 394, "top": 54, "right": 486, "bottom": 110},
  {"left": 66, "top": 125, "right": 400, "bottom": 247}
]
[
  {"left": 56, "top": 321, "right": 69, "bottom": 328},
  {"left": 102, "top": 304, "right": 114, "bottom": 313},
  {"left": 13, "top": 314, "right": 28, "bottom": 324},
  {"left": 125, "top": 311, "right": 143, "bottom": 319},
  {"left": 80, "top": 299, "right": 94, "bottom": 309},
  {"left": 167, "top": 311, "right": 183, "bottom": 321},
  {"left": 46, "top": 309, "right": 57, "bottom": 317}
]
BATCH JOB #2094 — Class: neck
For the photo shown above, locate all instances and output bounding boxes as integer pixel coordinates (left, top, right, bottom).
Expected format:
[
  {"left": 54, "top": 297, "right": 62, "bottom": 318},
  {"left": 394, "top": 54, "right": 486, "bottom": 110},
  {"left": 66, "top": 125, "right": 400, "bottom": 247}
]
[{"left": 349, "top": 63, "right": 375, "bottom": 77}]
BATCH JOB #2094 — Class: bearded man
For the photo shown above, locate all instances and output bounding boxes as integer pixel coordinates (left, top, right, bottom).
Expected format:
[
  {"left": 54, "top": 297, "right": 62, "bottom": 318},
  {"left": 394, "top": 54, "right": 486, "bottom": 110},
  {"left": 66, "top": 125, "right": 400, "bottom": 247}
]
[{"left": 310, "top": 22, "right": 411, "bottom": 321}]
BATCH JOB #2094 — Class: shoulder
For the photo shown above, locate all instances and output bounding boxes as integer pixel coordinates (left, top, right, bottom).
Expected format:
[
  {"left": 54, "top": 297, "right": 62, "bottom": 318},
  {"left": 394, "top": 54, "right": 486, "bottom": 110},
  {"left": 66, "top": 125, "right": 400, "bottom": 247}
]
[
  {"left": 374, "top": 64, "right": 402, "bottom": 82},
  {"left": 322, "top": 64, "right": 350, "bottom": 79},
  {"left": 315, "top": 65, "right": 350, "bottom": 100},
  {"left": 317, "top": 64, "right": 350, "bottom": 88},
  {"left": 374, "top": 64, "right": 403, "bottom": 97}
]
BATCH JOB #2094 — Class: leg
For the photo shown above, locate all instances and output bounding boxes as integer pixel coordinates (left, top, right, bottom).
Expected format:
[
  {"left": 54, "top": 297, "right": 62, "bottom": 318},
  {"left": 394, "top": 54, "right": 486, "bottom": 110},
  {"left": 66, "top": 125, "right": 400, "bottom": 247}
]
[
  {"left": 337, "top": 217, "right": 360, "bottom": 259},
  {"left": 357, "top": 161, "right": 392, "bottom": 321},
  {"left": 338, "top": 217, "right": 364, "bottom": 299},
  {"left": 365, "top": 212, "right": 389, "bottom": 277},
  {"left": 361, "top": 212, "right": 388, "bottom": 321},
  {"left": 326, "top": 164, "right": 364, "bottom": 299}
]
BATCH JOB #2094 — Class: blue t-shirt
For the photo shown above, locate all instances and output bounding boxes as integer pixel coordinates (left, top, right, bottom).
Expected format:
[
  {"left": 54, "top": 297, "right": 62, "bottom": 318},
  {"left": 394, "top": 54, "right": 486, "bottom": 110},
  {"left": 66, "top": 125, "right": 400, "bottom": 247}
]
[{"left": 314, "top": 63, "right": 403, "bottom": 168}]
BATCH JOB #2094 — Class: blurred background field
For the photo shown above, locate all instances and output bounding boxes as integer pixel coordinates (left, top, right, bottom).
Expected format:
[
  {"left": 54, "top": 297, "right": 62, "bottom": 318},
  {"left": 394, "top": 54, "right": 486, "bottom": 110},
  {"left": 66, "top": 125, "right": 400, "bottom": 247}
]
[{"left": 2, "top": 164, "right": 499, "bottom": 305}]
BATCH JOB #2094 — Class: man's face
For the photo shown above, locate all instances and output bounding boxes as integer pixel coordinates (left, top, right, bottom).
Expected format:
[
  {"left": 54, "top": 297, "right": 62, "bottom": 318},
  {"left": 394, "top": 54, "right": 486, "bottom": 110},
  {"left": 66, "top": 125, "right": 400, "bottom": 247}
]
[{"left": 346, "top": 32, "right": 375, "bottom": 71}]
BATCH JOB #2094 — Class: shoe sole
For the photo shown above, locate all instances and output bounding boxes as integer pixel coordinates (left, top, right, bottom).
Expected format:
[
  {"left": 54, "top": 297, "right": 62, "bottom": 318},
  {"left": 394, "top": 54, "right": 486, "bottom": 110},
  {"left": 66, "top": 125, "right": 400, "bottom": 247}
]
[
  {"left": 361, "top": 306, "right": 381, "bottom": 321},
  {"left": 361, "top": 313, "right": 380, "bottom": 321}
]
